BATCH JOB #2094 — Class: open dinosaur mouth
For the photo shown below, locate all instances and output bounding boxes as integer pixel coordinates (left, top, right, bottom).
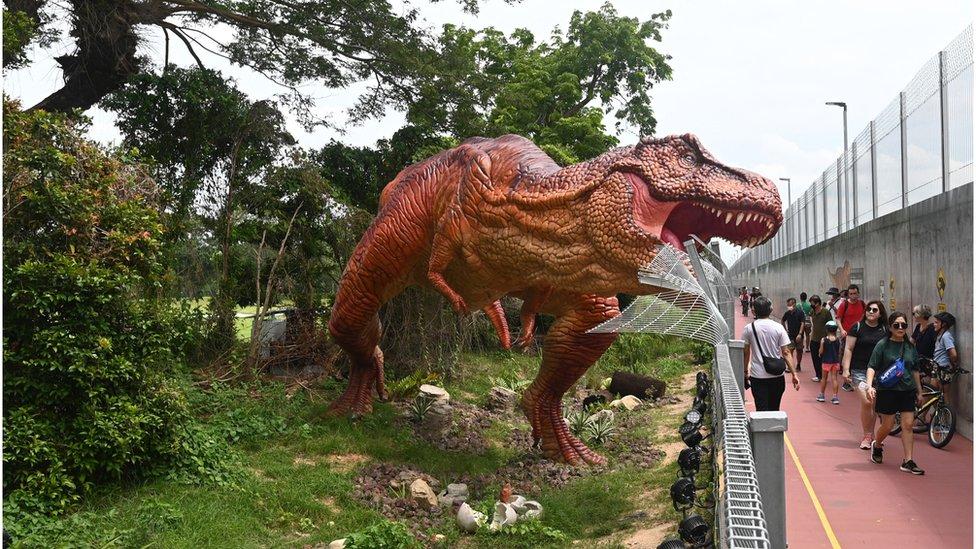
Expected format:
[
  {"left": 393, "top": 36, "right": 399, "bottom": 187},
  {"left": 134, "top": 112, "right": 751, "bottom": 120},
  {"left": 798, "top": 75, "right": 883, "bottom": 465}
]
[
  {"left": 626, "top": 173, "right": 780, "bottom": 253},
  {"left": 660, "top": 201, "right": 778, "bottom": 252}
]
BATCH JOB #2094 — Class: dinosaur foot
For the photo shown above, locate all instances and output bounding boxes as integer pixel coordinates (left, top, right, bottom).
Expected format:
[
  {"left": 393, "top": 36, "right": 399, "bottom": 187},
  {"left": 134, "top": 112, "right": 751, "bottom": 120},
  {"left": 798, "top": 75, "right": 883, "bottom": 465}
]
[
  {"left": 522, "top": 390, "right": 606, "bottom": 466},
  {"left": 328, "top": 349, "right": 385, "bottom": 417}
]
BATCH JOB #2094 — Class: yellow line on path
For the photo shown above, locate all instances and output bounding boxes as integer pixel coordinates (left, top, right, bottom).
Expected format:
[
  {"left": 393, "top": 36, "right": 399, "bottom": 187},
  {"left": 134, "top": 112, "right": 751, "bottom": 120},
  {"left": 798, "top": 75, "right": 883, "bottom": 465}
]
[{"left": 784, "top": 433, "right": 842, "bottom": 549}]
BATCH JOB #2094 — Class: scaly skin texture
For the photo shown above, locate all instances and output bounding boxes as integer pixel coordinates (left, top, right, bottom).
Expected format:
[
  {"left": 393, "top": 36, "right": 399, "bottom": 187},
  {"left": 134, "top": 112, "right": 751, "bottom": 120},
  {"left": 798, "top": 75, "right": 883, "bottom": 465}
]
[{"left": 328, "top": 133, "right": 782, "bottom": 464}]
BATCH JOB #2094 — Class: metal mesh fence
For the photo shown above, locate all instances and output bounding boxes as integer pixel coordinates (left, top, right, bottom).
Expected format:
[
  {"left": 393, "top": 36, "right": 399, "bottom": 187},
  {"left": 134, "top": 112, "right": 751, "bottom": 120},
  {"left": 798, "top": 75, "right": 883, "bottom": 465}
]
[{"left": 731, "top": 24, "right": 973, "bottom": 276}]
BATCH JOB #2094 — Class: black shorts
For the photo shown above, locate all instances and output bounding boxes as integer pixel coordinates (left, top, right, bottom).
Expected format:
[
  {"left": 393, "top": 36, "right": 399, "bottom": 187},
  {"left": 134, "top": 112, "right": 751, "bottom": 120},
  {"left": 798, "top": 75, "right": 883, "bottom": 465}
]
[{"left": 875, "top": 390, "right": 916, "bottom": 415}]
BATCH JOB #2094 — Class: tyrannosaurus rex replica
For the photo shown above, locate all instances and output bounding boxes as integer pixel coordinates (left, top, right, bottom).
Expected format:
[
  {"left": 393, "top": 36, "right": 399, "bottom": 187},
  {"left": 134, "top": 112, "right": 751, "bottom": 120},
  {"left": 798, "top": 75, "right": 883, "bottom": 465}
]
[{"left": 327, "top": 133, "right": 782, "bottom": 465}]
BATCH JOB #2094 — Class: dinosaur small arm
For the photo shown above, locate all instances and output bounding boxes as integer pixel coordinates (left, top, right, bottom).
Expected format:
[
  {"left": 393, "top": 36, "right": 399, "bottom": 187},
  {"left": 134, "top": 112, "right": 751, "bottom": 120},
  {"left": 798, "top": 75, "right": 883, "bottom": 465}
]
[{"left": 327, "top": 133, "right": 782, "bottom": 465}]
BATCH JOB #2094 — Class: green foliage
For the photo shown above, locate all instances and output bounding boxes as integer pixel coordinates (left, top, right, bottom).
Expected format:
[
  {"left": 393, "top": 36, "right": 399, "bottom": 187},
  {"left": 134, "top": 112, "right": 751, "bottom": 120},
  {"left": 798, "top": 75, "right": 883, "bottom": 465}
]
[
  {"left": 1, "top": 101, "right": 228, "bottom": 519},
  {"left": 584, "top": 415, "right": 616, "bottom": 445},
  {"left": 408, "top": 394, "right": 435, "bottom": 424},
  {"left": 344, "top": 519, "right": 422, "bottom": 549},
  {"left": 2, "top": 4, "right": 54, "bottom": 71},
  {"left": 488, "top": 372, "right": 532, "bottom": 394},
  {"left": 691, "top": 342, "right": 714, "bottom": 365},
  {"left": 475, "top": 517, "right": 568, "bottom": 547},
  {"left": 565, "top": 408, "right": 592, "bottom": 439},
  {"left": 386, "top": 370, "right": 443, "bottom": 401}
]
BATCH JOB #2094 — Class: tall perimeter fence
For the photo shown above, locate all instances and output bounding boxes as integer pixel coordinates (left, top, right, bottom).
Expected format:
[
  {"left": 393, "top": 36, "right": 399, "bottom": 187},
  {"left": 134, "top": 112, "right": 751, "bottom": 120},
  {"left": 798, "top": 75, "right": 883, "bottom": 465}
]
[
  {"left": 733, "top": 24, "right": 973, "bottom": 270},
  {"left": 591, "top": 240, "right": 788, "bottom": 548}
]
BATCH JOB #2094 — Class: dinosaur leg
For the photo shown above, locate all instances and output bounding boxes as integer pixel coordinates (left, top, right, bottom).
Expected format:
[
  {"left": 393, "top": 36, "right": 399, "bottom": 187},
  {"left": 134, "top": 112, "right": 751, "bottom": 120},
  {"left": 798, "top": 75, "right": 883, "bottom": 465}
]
[
  {"left": 521, "top": 294, "right": 619, "bottom": 465},
  {"left": 482, "top": 300, "right": 512, "bottom": 350},
  {"left": 513, "top": 286, "right": 553, "bottom": 350},
  {"left": 427, "top": 224, "right": 469, "bottom": 315},
  {"left": 327, "top": 286, "right": 388, "bottom": 416}
]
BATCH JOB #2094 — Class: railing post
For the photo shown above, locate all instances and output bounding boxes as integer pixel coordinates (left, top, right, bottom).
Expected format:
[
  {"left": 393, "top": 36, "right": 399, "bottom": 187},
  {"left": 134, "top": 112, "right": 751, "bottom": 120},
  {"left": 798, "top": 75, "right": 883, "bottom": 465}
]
[
  {"left": 728, "top": 339, "right": 746, "bottom": 401},
  {"left": 749, "top": 411, "right": 788, "bottom": 549}
]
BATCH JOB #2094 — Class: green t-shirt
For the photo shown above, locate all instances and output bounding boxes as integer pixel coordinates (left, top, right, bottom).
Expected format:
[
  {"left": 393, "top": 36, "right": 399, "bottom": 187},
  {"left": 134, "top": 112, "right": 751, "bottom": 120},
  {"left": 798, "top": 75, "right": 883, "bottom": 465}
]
[
  {"left": 808, "top": 308, "right": 831, "bottom": 341},
  {"left": 799, "top": 300, "right": 812, "bottom": 315},
  {"left": 867, "top": 338, "right": 919, "bottom": 392}
]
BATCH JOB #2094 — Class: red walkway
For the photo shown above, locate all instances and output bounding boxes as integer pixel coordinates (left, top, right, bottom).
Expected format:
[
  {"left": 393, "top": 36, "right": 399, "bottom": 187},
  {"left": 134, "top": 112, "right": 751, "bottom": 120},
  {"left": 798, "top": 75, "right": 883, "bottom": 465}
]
[{"left": 733, "top": 308, "right": 973, "bottom": 548}]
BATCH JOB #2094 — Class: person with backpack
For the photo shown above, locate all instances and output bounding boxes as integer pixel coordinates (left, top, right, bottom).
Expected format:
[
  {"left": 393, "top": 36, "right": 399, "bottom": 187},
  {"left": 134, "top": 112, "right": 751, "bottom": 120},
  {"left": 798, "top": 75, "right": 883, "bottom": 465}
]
[
  {"left": 835, "top": 284, "right": 866, "bottom": 391},
  {"left": 824, "top": 287, "right": 841, "bottom": 320},
  {"left": 740, "top": 288, "right": 751, "bottom": 316},
  {"left": 866, "top": 311, "right": 925, "bottom": 475},
  {"left": 817, "top": 321, "right": 842, "bottom": 404},
  {"left": 841, "top": 300, "right": 889, "bottom": 449},
  {"left": 742, "top": 297, "right": 799, "bottom": 411}
]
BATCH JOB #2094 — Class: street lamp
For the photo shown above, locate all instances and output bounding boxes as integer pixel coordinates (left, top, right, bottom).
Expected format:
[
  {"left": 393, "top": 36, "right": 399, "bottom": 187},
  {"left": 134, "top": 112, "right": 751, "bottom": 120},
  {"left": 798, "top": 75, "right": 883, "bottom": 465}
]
[
  {"left": 778, "top": 177, "right": 791, "bottom": 210},
  {"left": 826, "top": 101, "right": 849, "bottom": 230}
]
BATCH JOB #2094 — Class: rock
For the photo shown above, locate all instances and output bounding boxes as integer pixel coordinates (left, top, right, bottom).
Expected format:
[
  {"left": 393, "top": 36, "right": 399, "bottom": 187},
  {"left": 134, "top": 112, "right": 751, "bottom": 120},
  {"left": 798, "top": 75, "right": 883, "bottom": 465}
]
[
  {"left": 609, "top": 399, "right": 623, "bottom": 408},
  {"left": 410, "top": 479, "right": 438, "bottom": 509},
  {"left": 588, "top": 409, "right": 614, "bottom": 424},
  {"left": 438, "top": 483, "right": 469, "bottom": 507},
  {"left": 609, "top": 371, "right": 667, "bottom": 400},
  {"left": 486, "top": 386, "right": 518, "bottom": 411},
  {"left": 328, "top": 539, "right": 346, "bottom": 549},
  {"left": 457, "top": 502, "right": 487, "bottom": 533},
  {"left": 432, "top": 533, "right": 446, "bottom": 544},
  {"left": 421, "top": 399, "right": 452, "bottom": 436},
  {"left": 447, "top": 483, "right": 468, "bottom": 497},
  {"left": 620, "top": 395, "right": 642, "bottom": 411},
  {"left": 523, "top": 500, "right": 543, "bottom": 519},
  {"left": 489, "top": 502, "right": 518, "bottom": 531},
  {"left": 419, "top": 384, "right": 450, "bottom": 401}
]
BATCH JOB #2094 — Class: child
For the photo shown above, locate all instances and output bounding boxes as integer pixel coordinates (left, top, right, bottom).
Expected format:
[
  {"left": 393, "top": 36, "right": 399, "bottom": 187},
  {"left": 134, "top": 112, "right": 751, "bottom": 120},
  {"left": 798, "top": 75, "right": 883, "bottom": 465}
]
[{"left": 818, "top": 321, "right": 842, "bottom": 404}]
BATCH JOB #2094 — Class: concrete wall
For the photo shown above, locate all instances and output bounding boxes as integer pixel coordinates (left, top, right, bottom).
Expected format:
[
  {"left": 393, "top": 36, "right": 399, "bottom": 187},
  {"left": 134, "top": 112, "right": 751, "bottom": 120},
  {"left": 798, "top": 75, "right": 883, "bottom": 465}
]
[{"left": 733, "top": 184, "right": 973, "bottom": 439}]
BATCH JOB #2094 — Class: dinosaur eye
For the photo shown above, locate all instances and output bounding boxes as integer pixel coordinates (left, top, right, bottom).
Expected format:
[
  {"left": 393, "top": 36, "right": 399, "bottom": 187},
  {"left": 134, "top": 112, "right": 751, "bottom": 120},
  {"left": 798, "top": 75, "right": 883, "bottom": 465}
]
[{"left": 679, "top": 154, "right": 696, "bottom": 168}]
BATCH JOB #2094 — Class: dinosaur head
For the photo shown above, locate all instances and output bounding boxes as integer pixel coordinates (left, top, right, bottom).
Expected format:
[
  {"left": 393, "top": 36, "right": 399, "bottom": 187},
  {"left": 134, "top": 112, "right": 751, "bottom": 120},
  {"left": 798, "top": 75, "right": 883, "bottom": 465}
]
[{"left": 608, "top": 134, "right": 783, "bottom": 253}]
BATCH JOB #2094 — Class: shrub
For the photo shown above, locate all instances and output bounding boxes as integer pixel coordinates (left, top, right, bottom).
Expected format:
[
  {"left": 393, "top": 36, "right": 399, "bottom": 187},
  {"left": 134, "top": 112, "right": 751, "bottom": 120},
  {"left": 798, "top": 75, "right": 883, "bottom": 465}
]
[
  {"left": 2, "top": 101, "right": 223, "bottom": 518},
  {"left": 344, "top": 520, "right": 421, "bottom": 549}
]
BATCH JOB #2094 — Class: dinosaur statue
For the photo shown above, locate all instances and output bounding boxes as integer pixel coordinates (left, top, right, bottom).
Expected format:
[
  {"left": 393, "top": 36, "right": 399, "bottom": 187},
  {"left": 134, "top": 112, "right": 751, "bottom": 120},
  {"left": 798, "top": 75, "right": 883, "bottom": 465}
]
[{"left": 327, "top": 133, "right": 782, "bottom": 465}]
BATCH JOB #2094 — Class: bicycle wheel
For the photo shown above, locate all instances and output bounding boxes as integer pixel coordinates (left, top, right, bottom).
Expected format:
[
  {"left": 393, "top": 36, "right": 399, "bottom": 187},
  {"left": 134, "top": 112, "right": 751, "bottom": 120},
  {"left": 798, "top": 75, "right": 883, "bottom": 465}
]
[
  {"left": 890, "top": 412, "right": 903, "bottom": 436},
  {"left": 928, "top": 405, "right": 956, "bottom": 448},
  {"left": 913, "top": 405, "right": 934, "bottom": 433}
]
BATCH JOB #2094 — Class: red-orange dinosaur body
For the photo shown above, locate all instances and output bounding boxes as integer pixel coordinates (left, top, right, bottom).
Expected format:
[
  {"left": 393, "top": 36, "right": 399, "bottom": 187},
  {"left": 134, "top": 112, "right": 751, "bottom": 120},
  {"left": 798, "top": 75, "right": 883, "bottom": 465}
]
[{"left": 328, "top": 134, "right": 782, "bottom": 465}]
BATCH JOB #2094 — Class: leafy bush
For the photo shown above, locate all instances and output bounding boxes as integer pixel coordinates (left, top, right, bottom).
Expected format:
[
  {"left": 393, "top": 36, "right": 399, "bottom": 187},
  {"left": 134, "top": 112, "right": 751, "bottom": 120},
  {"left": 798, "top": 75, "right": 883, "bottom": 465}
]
[
  {"left": 2, "top": 102, "right": 225, "bottom": 518},
  {"left": 489, "top": 372, "right": 532, "bottom": 394},
  {"left": 475, "top": 517, "right": 568, "bottom": 547},
  {"left": 408, "top": 394, "right": 434, "bottom": 423},
  {"left": 344, "top": 519, "right": 421, "bottom": 549},
  {"left": 584, "top": 415, "right": 616, "bottom": 445}
]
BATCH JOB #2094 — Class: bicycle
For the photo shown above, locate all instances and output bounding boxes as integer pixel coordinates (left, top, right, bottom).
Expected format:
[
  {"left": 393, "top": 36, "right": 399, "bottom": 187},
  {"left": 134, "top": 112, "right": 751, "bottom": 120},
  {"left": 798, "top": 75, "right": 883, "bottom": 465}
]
[{"left": 889, "top": 359, "right": 969, "bottom": 448}]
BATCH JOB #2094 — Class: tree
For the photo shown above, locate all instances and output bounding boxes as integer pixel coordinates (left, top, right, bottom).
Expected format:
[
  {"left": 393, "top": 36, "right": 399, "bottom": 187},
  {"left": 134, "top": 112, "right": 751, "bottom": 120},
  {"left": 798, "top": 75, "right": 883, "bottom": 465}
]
[{"left": 9, "top": 0, "right": 466, "bottom": 123}]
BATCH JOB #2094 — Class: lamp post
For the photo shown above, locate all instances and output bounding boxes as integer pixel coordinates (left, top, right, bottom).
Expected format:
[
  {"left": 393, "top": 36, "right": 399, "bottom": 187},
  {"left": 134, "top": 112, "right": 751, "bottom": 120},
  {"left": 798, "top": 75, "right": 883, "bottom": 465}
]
[
  {"left": 778, "top": 177, "right": 791, "bottom": 209},
  {"left": 826, "top": 101, "right": 848, "bottom": 229}
]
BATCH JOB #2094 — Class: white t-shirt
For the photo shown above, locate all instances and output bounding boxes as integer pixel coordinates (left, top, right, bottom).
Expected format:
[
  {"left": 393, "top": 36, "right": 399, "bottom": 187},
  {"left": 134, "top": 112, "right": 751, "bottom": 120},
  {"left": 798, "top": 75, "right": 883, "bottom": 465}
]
[{"left": 742, "top": 319, "right": 791, "bottom": 379}]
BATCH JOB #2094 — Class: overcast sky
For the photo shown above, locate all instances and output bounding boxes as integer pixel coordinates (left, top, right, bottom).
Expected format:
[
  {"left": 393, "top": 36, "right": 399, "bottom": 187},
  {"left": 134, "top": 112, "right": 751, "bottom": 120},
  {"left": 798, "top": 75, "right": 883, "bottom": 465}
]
[{"left": 6, "top": 0, "right": 973, "bottom": 263}]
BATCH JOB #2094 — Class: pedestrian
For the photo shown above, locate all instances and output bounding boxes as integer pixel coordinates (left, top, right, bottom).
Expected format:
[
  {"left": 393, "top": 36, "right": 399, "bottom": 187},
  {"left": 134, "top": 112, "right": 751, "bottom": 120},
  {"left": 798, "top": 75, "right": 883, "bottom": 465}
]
[
  {"left": 817, "top": 321, "right": 842, "bottom": 404},
  {"left": 824, "top": 287, "right": 841, "bottom": 320},
  {"left": 842, "top": 300, "right": 889, "bottom": 449},
  {"left": 782, "top": 297, "right": 806, "bottom": 372},
  {"left": 835, "top": 284, "right": 866, "bottom": 391},
  {"left": 910, "top": 304, "right": 936, "bottom": 359},
  {"left": 799, "top": 291, "right": 812, "bottom": 366},
  {"left": 866, "top": 311, "right": 925, "bottom": 475},
  {"left": 930, "top": 312, "right": 959, "bottom": 396},
  {"left": 807, "top": 295, "right": 831, "bottom": 383},
  {"left": 740, "top": 287, "right": 751, "bottom": 316},
  {"left": 742, "top": 296, "right": 800, "bottom": 411}
]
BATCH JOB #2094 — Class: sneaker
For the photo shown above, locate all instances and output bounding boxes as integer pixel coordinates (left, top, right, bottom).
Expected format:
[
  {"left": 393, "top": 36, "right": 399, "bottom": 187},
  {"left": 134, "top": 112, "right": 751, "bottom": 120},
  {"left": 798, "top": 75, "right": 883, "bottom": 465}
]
[
  {"left": 831, "top": 395, "right": 840, "bottom": 405},
  {"left": 816, "top": 393, "right": 825, "bottom": 402},
  {"left": 900, "top": 460, "right": 925, "bottom": 475},
  {"left": 860, "top": 435, "right": 872, "bottom": 450},
  {"left": 842, "top": 382, "right": 854, "bottom": 392},
  {"left": 812, "top": 376, "right": 821, "bottom": 382},
  {"left": 871, "top": 441, "right": 883, "bottom": 464}
]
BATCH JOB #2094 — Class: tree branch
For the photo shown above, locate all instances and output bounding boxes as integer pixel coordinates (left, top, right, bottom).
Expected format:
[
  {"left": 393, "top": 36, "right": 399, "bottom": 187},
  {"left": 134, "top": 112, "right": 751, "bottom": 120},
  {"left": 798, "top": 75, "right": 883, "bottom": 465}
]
[{"left": 158, "top": 21, "right": 205, "bottom": 70}]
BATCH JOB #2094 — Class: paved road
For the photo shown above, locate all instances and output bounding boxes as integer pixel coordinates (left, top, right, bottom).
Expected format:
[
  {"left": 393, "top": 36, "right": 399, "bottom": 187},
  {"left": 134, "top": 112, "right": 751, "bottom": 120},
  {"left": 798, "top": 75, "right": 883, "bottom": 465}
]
[{"left": 734, "top": 308, "right": 973, "bottom": 548}]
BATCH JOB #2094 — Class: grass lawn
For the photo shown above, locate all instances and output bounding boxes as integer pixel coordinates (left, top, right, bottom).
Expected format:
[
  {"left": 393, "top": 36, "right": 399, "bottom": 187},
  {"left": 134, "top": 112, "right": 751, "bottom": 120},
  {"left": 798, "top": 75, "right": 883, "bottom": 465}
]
[{"left": 11, "top": 334, "right": 710, "bottom": 548}]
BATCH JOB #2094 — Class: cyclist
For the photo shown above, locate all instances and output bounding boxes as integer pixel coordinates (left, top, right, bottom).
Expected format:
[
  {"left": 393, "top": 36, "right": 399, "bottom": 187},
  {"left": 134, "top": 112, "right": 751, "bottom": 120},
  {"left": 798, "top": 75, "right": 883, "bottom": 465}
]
[
  {"left": 866, "top": 311, "right": 925, "bottom": 475},
  {"left": 841, "top": 300, "right": 889, "bottom": 449}
]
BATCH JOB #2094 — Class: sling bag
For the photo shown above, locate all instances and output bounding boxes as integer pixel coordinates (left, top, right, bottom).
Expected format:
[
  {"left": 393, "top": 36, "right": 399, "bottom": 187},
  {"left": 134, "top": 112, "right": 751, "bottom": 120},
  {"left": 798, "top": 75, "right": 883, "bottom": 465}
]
[
  {"left": 750, "top": 322, "right": 787, "bottom": 376},
  {"left": 877, "top": 339, "right": 908, "bottom": 389}
]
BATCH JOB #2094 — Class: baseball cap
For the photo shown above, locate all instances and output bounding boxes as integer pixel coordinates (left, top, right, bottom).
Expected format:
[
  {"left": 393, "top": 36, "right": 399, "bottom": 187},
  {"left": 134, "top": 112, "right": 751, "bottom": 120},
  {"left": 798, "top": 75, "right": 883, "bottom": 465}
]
[{"left": 825, "top": 287, "right": 840, "bottom": 296}]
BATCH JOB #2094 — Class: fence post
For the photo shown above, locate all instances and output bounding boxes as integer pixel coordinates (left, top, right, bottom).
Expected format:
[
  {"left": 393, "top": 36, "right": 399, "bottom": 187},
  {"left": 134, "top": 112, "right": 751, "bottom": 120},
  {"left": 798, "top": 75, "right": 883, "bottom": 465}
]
[
  {"left": 749, "top": 411, "right": 788, "bottom": 549},
  {"left": 728, "top": 339, "right": 746, "bottom": 401}
]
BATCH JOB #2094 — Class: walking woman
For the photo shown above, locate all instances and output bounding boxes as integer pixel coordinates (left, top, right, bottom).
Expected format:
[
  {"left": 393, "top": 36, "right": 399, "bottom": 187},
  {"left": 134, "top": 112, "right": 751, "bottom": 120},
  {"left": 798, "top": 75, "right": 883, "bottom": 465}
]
[
  {"left": 841, "top": 300, "right": 889, "bottom": 449},
  {"left": 807, "top": 295, "right": 831, "bottom": 383},
  {"left": 866, "top": 311, "right": 925, "bottom": 475}
]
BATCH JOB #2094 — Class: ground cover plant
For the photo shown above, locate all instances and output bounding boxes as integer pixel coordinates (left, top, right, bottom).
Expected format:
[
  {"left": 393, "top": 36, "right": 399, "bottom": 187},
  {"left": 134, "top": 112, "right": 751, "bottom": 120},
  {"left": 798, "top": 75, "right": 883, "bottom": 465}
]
[{"left": 5, "top": 323, "right": 709, "bottom": 547}]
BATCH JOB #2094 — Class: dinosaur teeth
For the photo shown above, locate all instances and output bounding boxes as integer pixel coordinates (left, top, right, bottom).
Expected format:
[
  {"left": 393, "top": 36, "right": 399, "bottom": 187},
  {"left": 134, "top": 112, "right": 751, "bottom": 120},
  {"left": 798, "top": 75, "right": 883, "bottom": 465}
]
[
  {"left": 735, "top": 213, "right": 744, "bottom": 226},
  {"left": 725, "top": 212, "right": 733, "bottom": 224}
]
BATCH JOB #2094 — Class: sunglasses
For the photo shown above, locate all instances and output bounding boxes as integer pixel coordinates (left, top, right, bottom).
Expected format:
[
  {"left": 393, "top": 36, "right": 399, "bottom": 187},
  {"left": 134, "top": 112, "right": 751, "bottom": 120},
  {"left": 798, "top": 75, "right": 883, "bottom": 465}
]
[
  {"left": 867, "top": 307, "right": 880, "bottom": 313},
  {"left": 892, "top": 322, "right": 908, "bottom": 329}
]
